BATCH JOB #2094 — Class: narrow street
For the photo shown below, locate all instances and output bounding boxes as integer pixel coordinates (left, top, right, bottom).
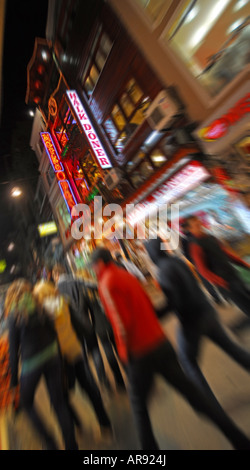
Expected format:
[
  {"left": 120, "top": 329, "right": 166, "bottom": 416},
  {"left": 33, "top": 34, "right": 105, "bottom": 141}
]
[{"left": 6, "top": 301, "right": 250, "bottom": 451}]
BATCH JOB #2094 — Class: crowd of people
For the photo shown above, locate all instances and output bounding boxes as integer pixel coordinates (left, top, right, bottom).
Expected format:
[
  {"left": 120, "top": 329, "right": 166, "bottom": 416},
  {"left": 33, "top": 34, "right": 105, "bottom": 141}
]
[{"left": 2, "top": 215, "right": 250, "bottom": 450}]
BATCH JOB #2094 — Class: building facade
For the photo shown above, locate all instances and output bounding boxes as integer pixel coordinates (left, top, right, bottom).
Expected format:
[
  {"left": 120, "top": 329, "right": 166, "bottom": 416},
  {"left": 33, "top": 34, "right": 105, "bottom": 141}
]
[{"left": 26, "top": 0, "right": 250, "bottom": 277}]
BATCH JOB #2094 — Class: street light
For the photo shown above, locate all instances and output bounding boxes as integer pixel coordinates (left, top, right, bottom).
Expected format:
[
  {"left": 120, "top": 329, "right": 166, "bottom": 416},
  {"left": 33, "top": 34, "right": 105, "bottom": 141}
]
[
  {"left": 7, "top": 242, "right": 15, "bottom": 252},
  {"left": 11, "top": 187, "right": 22, "bottom": 198}
]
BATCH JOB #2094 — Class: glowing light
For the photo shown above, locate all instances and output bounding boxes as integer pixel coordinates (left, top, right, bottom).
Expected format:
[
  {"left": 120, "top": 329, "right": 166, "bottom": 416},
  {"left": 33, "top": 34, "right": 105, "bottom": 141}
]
[
  {"left": 185, "top": 5, "right": 199, "bottom": 24},
  {"left": 38, "top": 221, "right": 58, "bottom": 237},
  {"left": 40, "top": 132, "right": 78, "bottom": 214},
  {"left": 227, "top": 18, "right": 243, "bottom": 34},
  {"left": 0, "top": 260, "right": 7, "bottom": 273},
  {"left": 234, "top": 0, "right": 248, "bottom": 11},
  {"left": 189, "top": 0, "right": 231, "bottom": 49},
  {"left": 11, "top": 187, "right": 22, "bottom": 198},
  {"left": 41, "top": 50, "right": 48, "bottom": 60}
]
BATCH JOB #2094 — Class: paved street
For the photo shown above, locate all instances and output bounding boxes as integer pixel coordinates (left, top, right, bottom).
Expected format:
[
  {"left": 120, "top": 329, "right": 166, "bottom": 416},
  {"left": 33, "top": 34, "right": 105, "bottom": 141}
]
[{"left": 4, "top": 301, "right": 250, "bottom": 451}]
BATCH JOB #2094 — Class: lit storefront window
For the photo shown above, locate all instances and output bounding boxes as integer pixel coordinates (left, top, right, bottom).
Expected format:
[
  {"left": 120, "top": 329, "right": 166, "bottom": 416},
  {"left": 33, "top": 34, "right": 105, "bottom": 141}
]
[
  {"left": 134, "top": 0, "right": 173, "bottom": 23},
  {"left": 164, "top": 0, "right": 250, "bottom": 96},
  {"left": 79, "top": 151, "right": 103, "bottom": 199},
  {"left": 125, "top": 130, "right": 182, "bottom": 189},
  {"left": 103, "top": 78, "right": 151, "bottom": 153}
]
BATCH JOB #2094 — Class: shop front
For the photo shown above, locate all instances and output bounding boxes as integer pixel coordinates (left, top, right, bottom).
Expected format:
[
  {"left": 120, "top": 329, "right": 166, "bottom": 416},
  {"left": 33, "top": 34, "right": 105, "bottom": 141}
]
[
  {"left": 194, "top": 80, "right": 250, "bottom": 257},
  {"left": 114, "top": 154, "right": 211, "bottom": 266}
]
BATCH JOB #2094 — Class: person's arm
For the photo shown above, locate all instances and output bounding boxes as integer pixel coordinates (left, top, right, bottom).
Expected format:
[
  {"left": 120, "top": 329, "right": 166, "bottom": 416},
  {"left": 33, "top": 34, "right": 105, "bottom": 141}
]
[
  {"left": 190, "top": 243, "right": 228, "bottom": 288},
  {"left": 99, "top": 285, "right": 130, "bottom": 364},
  {"left": 220, "top": 243, "right": 250, "bottom": 269}
]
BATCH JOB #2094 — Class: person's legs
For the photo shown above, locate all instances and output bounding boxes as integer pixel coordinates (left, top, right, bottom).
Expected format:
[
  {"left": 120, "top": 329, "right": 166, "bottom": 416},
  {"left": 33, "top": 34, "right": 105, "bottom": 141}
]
[
  {"left": 154, "top": 340, "right": 250, "bottom": 450},
  {"left": 44, "top": 357, "right": 78, "bottom": 450},
  {"left": 206, "top": 310, "right": 250, "bottom": 370},
  {"left": 177, "top": 324, "right": 211, "bottom": 395},
  {"left": 74, "top": 357, "right": 111, "bottom": 428},
  {"left": 62, "top": 360, "right": 82, "bottom": 428},
  {"left": 100, "top": 335, "right": 126, "bottom": 389},
  {"left": 20, "top": 368, "right": 58, "bottom": 449},
  {"left": 127, "top": 358, "right": 158, "bottom": 450},
  {"left": 177, "top": 316, "right": 250, "bottom": 419},
  {"left": 221, "top": 279, "right": 250, "bottom": 318},
  {"left": 201, "top": 276, "right": 224, "bottom": 304},
  {"left": 86, "top": 331, "right": 111, "bottom": 389}
]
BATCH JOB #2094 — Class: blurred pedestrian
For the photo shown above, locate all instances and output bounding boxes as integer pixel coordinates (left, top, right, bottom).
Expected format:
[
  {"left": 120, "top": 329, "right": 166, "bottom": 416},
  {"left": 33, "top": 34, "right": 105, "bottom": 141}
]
[
  {"left": 90, "top": 247, "right": 250, "bottom": 450},
  {"left": 52, "top": 264, "right": 125, "bottom": 392},
  {"left": 185, "top": 215, "right": 250, "bottom": 325},
  {"left": 145, "top": 237, "right": 250, "bottom": 415},
  {"left": 180, "top": 221, "right": 223, "bottom": 305},
  {"left": 33, "top": 280, "right": 112, "bottom": 433},
  {"left": 5, "top": 279, "right": 78, "bottom": 450}
]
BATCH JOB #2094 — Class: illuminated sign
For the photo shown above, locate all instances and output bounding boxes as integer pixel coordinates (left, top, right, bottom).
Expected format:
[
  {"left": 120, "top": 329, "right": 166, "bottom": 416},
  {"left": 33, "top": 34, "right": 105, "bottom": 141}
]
[
  {"left": 66, "top": 90, "right": 112, "bottom": 169},
  {"left": 0, "top": 260, "right": 6, "bottom": 274},
  {"left": 40, "top": 132, "right": 77, "bottom": 214},
  {"left": 40, "top": 132, "right": 64, "bottom": 172},
  {"left": 38, "top": 221, "right": 58, "bottom": 237},
  {"left": 199, "top": 92, "right": 250, "bottom": 141},
  {"left": 58, "top": 180, "right": 77, "bottom": 213},
  {"left": 127, "top": 161, "right": 210, "bottom": 225}
]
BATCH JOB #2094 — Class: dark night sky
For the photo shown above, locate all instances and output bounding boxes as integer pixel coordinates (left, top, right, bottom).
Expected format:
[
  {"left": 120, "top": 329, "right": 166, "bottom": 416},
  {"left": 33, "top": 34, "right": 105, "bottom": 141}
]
[
  {"left": 0, "top": 0, "right": 49, "bottom": 267},
  {"left": 0, "top": 0, "right": 48, "bottom": 158}
]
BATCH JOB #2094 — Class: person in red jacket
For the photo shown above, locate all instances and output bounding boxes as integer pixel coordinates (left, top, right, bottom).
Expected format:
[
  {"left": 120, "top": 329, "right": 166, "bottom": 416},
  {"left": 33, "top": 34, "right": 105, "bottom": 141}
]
[
  {"left": 185, "top": 215, "right": 250, "bottom": 331},
  {"left": 90, "top": 247, "right": 250, "bottom": 450}
]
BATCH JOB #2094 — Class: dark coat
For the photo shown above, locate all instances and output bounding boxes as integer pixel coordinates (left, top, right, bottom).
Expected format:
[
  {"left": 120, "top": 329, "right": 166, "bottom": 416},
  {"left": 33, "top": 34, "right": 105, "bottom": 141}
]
[
  {"left": 57, "top": 275, "right": 111, "bottom": 342},
  {"left": 145, "top": 238, "right": 214, "bottom": 327},
  {"left": 8, "top": 312, "right": 57, "bottom": 387}
]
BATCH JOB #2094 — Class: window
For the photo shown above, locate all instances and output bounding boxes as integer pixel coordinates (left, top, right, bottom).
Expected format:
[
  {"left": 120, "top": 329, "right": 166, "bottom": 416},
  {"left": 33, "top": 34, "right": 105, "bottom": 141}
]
[
  {"left": 125, "top": 131, "right": 181, "bottom": 189},
  {"left": 103, "top": 78, "right": 151, "bottom": 153},
  {"left": 81, "top": 28, "right": 113, "bottom": 98},
  {"left": 134, "top": 0, "right": 173, "bottom": 23},
  {"left": 164, "top": 0, "right": 250, "bottom": 96},
  {"left": 150, "top": 149, "right": 168, "bottom": 167}
]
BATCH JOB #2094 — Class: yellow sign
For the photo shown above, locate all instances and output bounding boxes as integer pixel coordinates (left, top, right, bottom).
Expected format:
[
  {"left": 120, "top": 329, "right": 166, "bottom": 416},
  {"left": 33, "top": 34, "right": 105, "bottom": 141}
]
[
  {"left": 0, "top": 260, "right": 6, "bottom": 273},
  {"left": 38, "top": 222, "right": 58, "bottom": 237}
]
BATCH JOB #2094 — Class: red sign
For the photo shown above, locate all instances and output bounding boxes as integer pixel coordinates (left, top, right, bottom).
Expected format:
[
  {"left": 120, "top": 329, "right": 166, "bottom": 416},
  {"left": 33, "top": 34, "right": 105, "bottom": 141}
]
[
  {"left": 40, "top": 132, "right": 77, "bottom": 214},
  {"left": 127, "top": 161, "right": 210, "bottom": 225},
  {"left": 58, "top": 180, "right": 77, "bottom": 213},
  {"left": 212, "top": 167, "right": 238, "bottom": 194},
  {"left": 40, "top": 132, "right": 64, "bottom": 172},
  {"left": 199, "top": 92, "right": 250, "bottom": 141}
]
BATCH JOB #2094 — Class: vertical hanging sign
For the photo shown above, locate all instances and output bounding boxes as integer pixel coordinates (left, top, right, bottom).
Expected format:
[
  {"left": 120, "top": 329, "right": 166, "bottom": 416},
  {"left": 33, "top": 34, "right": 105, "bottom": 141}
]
[
  {"left": 40, "top": 132, "right": 77, "bottom": 214},
  {"left": 66, "top": 90, "right": 112, "bottom": 170}
]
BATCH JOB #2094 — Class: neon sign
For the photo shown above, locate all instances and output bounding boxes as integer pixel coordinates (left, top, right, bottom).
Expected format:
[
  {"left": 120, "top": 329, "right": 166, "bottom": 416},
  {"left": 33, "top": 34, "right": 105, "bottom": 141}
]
[
  {"left": 127, "top": 161, "right": 210, "bottom": 225},
  {"left": 66, "top": 90, "right": 112, "bottom": 169},
  {"left": 40, "top": 132, "right": 77, "bottom": 214},
  {"left": 199, "top": 92, "right": 250, "bottom": 141},
  {"left": 40, "top": 132, "right": 64, "bottom": 172},
  {"left": 58, "top": 180, "right": 77, "bottom": 213}
]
